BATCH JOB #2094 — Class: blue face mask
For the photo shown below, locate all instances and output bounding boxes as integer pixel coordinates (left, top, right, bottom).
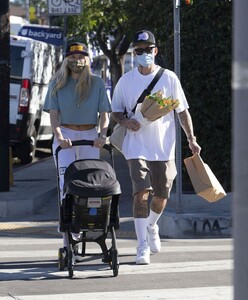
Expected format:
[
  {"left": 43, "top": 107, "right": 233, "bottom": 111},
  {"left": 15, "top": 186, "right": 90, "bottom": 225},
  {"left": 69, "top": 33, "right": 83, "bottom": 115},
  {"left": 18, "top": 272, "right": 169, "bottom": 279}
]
[{"left": 136, "top": 53, "right": 154, "bottom": 67}]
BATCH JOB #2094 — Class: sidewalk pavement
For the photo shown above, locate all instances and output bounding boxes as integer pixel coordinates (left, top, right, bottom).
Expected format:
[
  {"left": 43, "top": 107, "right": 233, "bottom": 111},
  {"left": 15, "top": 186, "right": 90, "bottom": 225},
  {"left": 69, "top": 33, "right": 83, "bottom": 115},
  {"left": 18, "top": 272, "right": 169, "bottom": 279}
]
[{"left": 0, "top": 150, "right": 232, "bottom": 238}]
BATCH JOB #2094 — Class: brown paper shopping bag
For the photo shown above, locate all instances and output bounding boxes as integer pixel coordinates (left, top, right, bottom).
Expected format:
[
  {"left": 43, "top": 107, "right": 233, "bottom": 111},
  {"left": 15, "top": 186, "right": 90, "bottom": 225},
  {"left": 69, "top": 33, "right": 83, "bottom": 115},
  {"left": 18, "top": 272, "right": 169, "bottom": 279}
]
[
  {"left": 109, "top": 123, "right": 127, "bottom": 152},
  {"left": 184, "top": 154, "right": 226, "bottom": 202}
]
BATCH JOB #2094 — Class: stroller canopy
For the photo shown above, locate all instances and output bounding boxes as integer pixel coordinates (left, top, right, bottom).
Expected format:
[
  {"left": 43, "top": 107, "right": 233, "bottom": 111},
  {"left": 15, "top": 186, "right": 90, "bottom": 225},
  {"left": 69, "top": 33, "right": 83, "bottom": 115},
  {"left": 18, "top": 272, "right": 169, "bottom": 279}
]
[{"left": 63, "top": 159, "right": 121, "bottom": 197}]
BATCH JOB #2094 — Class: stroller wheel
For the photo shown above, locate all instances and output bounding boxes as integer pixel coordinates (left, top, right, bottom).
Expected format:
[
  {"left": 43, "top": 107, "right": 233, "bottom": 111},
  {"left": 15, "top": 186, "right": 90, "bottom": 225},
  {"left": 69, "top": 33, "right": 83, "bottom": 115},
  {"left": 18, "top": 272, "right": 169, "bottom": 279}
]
[
  {"left": 111, "top": 249, "right": 119, "bottom": 277},
  {"left": 58, "top": 247, "right": 67, "bottom": 271},
  {"left": 68, "top": 266, "right": 74, "bottom": 278},
  {"left": 68, "top": 250, "right": 74, "bottom": 278},
  {"left": 109, "top": 226, "right": 119, "bottom": 276}
]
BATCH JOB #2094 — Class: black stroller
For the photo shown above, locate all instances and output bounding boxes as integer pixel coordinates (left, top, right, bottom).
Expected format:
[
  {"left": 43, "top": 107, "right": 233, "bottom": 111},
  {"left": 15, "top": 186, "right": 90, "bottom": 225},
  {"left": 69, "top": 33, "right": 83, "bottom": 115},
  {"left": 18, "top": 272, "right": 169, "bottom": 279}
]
[{"left": 55, "top": 140, "right": 121, "bottom": 278}]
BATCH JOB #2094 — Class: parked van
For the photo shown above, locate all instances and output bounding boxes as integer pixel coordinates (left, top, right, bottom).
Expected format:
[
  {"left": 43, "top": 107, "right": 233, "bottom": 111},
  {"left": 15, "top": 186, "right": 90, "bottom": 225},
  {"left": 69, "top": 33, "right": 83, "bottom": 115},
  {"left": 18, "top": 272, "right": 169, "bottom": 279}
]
[{"left": 10, "top": 35, "right": 63, "bottom": 163}]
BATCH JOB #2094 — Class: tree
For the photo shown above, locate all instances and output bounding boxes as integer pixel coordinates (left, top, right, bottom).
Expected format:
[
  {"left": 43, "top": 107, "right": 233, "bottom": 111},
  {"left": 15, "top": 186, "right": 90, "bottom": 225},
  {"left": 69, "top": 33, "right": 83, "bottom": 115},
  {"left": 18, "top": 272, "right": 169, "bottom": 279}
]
[
  {"left": 163, "top": 0, "right": 232, "bottom": 191},
  {"left": 182, "top": 1, "right": 232, "bottom": 191},
  {"left": 66, "top": 0, "right": 128, "bottom": 89},
  {"left": 65, "top": 0, "right": 232, "bottom": 190},
  {"left": 66, "top": 0, "right": 167, "bottom": 89}
]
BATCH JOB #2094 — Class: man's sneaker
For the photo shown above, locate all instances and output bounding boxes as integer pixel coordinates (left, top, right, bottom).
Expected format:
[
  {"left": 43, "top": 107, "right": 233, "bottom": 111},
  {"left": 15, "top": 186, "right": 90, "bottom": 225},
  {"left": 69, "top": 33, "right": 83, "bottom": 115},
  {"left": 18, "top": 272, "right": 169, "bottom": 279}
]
[
  {"left": 136, "top": 245, "right": 150, "bottom": 265},
  {"left": 147, "top": 224, "right": 161, "bottom": 253}
]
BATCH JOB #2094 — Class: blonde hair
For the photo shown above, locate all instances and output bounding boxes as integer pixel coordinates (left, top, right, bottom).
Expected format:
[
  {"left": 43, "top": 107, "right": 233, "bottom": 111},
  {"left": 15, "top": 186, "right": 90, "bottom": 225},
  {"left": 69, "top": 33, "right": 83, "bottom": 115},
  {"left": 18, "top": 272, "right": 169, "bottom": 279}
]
[{"left": 51, "top": 56, "right": 93, "bottom": 105}]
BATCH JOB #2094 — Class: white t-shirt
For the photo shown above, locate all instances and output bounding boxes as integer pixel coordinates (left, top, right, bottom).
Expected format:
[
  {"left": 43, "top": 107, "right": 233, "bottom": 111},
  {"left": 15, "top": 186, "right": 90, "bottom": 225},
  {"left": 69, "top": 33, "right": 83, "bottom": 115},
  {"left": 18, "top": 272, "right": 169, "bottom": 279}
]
[{"left": 111, "top": 67, "right": 189, "bottom": 161}]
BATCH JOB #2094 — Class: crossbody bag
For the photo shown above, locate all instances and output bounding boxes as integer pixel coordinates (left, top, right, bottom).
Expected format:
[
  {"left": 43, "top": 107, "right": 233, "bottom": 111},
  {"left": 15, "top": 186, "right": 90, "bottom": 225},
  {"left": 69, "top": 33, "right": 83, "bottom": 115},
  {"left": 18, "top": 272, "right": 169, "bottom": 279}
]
[{"left": 109, "top": 67, "right": 165, "bottom": 151}]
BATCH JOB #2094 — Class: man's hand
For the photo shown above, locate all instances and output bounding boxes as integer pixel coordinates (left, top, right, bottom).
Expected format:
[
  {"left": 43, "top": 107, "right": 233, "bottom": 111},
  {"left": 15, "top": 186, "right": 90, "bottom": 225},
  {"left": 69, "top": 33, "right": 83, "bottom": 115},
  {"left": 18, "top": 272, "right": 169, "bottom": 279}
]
[
  {"left": 188, "top": 138, "right": 201, "bottom": 154},
  {"left": 123, "top": 118, "right": 141, "bottom": 132}
]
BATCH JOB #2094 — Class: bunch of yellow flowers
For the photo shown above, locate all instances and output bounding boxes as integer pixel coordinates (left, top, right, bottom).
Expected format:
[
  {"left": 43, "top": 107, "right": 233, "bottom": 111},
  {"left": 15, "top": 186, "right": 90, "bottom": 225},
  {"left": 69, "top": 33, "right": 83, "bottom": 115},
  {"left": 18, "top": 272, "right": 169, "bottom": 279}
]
[{"left": 140, "top": 90, "right": 180, "bottom": 121}]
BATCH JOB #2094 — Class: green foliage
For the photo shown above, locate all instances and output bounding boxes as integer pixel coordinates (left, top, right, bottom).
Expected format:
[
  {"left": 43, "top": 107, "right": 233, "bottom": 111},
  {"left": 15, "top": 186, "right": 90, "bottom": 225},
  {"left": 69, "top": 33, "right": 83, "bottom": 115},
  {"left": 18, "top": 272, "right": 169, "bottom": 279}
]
[
  {"left": 66, "top": 0, "right": 232, "bottom": 191},
  {"left": 163, "top": 0, "right": 232, "bottom": 191}
]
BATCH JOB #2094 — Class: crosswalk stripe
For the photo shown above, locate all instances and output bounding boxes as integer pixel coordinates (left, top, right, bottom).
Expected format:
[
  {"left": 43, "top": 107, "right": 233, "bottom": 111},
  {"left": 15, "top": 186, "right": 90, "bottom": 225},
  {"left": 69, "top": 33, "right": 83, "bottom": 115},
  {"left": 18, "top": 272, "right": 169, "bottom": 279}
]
[
  {"left": 0, "top": 243, "right": 232, "bottom": 258},
  {"left": 0, "top": 236, "right": 233, "bottom": 299},
  {"left": 1, "top": 259, "right": 233, "bottom": 278},
  {"left": 0, "top": 286, "right": 233, "bottom": 300}
]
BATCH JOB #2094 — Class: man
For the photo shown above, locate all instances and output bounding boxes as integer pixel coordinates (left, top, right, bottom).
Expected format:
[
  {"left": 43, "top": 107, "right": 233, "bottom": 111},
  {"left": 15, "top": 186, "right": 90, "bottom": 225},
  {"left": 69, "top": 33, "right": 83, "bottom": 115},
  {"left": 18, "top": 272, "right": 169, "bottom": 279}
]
[{"left": 111, "top": 30, "right": 201, "bottom": 264}]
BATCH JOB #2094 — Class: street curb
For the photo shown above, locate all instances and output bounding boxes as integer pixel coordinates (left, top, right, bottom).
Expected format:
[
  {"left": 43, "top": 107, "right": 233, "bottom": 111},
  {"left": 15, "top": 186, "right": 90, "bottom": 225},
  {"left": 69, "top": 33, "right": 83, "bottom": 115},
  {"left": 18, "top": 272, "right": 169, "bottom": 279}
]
[
  {"left": 158, "top": 193, "right": 232, "bottom": 238},
  {"left": 0, "top": 188, "right": 57, "bottom": 218},
  {"left": 158, "top": 212, "right": 232, "bottom": 238}
]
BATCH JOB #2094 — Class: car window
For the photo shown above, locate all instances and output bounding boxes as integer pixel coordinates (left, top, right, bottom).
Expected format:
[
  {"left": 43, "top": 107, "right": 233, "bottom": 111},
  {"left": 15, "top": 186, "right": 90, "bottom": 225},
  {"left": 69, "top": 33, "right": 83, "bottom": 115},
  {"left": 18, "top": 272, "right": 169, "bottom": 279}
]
[{"left": 10, "top": 45, "right": 25, "bottom": 78}]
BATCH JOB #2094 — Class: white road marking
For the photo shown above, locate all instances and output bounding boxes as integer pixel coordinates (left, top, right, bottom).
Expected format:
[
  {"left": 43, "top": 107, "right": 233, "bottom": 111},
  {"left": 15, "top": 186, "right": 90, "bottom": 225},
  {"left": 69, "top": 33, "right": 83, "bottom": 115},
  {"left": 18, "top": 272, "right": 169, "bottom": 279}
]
[
  {"left": 1, "top": 259, "right": 233, "bottom": 278},
  {"left": 0, "top": 286, "right": 233, "bottom": 300}
]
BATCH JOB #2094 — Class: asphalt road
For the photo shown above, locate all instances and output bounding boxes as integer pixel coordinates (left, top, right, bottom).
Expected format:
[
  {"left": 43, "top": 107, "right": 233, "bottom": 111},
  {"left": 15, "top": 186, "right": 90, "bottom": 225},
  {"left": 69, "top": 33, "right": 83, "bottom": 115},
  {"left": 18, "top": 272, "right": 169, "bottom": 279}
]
[
  {"left": 2, "top": 147, "right": 233, "bottom": 299},
  {"left": 0, "top": 183, "right": 233, "bottom": 299}
]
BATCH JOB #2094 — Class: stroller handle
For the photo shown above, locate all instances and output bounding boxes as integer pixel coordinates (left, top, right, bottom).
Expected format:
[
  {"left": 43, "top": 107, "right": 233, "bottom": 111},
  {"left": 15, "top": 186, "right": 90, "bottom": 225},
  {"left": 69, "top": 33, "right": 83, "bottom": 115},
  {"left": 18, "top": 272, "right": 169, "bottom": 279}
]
[{"left": 55, "top": 139, "right": 113, "bottom": 157}]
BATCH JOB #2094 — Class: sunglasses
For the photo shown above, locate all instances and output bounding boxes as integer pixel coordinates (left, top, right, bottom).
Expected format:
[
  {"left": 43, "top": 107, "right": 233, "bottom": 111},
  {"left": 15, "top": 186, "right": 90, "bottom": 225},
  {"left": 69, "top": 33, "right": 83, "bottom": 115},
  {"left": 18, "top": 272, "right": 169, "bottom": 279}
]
[{"left": 134, "top": 46, "right": 155, "bottom": 56}]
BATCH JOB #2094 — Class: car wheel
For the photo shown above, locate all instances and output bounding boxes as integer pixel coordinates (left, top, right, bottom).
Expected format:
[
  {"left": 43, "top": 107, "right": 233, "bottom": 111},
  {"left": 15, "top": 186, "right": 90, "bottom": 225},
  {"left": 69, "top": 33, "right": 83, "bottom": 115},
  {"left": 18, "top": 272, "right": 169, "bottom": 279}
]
[{"left": 18, "top": 126, "right": 37, "bottom": 164}]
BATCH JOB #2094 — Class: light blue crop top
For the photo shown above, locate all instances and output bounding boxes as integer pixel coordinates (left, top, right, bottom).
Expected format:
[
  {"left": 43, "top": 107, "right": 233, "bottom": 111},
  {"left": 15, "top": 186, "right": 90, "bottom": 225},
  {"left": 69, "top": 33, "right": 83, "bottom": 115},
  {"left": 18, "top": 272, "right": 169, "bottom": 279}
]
[{"left": 43, "top": 75, "right": 111, "bottom": 125}]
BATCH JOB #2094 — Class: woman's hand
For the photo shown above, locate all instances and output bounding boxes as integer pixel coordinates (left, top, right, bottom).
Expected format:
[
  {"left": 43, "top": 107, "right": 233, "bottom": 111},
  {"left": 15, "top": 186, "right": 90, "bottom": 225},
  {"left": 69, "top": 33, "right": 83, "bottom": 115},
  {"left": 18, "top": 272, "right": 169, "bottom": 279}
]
[
  {"left": 94, "top": 136, "right": 106, "bottom": 148},
  {"left": 57, "top": 137, "right": 72, "bottom": 149}
]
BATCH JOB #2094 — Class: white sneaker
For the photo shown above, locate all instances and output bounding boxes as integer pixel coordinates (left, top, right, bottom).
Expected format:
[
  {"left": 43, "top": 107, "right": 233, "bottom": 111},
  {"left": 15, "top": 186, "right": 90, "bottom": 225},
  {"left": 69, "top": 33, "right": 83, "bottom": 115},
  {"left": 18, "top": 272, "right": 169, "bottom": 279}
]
[
  {"left": 147, "top": 224, "right": 161, "bottom": 253},
  {"left": 136, "top": 245, "right": 150, "bottom": 265},
  {"left": 71, "top": 232, "right": 82, "bottom": 241},
  {"left": 73, "top": 244, "right": 83, "bottom": 262}
]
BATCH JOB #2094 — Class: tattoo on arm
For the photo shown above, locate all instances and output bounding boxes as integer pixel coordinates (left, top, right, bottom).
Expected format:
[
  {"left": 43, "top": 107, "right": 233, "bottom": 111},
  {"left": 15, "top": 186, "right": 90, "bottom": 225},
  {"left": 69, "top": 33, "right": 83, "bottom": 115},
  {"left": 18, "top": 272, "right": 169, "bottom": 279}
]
[
  {"left": 111, "top": 112, "right": 127, "bottom": 126},
  {"left": 178, "top": 109, "right": 196, "bottom": 141}
]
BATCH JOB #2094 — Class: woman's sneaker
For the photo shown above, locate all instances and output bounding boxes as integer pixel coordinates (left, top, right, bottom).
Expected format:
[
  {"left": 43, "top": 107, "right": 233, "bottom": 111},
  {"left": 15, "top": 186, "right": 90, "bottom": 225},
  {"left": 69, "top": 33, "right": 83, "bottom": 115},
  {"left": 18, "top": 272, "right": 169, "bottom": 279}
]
[
  {"left": 147, "top": 224, "right": 161, "bottom": 253},
  {"left": 71, "top": 232, "right": 82, "bottom": 241},
  {"left": 136, "top": 245, "right": 150, "bottom": 265},
  {"left": 73, "top": 244, "right": 83, "bottom": 262}
]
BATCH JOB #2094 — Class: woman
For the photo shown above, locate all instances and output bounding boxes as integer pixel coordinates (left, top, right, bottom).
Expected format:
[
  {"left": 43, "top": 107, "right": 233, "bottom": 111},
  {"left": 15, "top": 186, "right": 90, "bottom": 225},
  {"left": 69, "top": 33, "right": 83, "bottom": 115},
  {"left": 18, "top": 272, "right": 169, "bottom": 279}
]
[{"left": 44, "top": 42, "right": 111, "bottom": 246}]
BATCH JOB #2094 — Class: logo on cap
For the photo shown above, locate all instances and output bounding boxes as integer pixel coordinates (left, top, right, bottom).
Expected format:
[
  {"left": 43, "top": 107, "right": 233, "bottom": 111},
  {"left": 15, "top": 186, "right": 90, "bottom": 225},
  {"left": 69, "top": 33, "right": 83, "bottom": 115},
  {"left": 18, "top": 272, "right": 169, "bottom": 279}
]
[
  {"left": 137, "top": 32, "right": 149, "bottom": 41},
  {"left": 70, "top": 45, "right": 84, "bottom": 52}
]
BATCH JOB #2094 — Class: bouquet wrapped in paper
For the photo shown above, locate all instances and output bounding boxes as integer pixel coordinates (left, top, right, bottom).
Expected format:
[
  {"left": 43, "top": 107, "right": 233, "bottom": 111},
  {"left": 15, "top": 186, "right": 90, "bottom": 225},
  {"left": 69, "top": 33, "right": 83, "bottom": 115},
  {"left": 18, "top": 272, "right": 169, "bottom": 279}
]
[
  {"left": 129, "top": 90, "right": 180, "bottom": 133},
  {"left": 140, "top": 90, "right": 180, "bottom": 121}
]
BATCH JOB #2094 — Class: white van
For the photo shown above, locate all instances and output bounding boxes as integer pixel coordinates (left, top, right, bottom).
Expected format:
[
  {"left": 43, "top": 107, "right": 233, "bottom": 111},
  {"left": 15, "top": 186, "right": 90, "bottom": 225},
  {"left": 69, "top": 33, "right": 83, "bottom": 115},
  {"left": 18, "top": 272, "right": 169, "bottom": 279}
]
[{"left": 10, "top": 35, "right": 63, "bottom": 163}]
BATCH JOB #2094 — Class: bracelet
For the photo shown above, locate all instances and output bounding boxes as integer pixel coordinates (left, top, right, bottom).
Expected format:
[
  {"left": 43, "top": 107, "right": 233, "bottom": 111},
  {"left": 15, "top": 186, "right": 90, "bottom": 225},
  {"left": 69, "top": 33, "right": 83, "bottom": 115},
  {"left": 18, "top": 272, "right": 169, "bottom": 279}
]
[
  {"left": 100, "top": 134, "right": 107, "bottom": 139},
  {"left": 187, "top": 136, "right": 197, "bottom": 142}
]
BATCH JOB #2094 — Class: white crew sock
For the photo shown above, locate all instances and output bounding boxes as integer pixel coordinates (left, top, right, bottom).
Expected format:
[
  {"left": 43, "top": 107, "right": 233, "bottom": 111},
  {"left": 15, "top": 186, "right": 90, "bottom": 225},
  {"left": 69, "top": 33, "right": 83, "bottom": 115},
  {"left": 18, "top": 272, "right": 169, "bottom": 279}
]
[
  {"left": 134, "top": 218, "right": 148, "bottom": 247},
  {"left": 147, "top": 209, "right": 162, "bottom": 228}
]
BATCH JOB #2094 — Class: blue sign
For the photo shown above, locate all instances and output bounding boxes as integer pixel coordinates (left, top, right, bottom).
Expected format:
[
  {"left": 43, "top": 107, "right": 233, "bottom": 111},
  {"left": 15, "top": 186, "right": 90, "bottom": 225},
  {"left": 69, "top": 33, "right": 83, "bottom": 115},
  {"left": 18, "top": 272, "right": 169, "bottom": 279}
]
[{"left": 18, "top": 25, "right": 63, "bottom": 46}]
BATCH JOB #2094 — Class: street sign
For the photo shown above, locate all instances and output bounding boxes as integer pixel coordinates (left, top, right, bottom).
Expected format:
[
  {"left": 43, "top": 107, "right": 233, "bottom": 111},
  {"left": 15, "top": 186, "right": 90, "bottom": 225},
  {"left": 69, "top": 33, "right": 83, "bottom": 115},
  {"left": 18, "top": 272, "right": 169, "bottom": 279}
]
[
  {"left": 19, "top": 25, "right": 63, "bottom": 46},
  {"left": 47, "top": 0, "right": 82, "bottom": 15}
]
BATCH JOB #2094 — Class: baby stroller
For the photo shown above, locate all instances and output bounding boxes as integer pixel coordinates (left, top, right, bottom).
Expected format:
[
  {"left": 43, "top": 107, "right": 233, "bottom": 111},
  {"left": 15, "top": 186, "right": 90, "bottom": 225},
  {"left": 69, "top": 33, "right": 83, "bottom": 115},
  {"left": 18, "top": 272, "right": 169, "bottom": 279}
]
[{"left": 55, "top": 140, "right": 121, "bottom": 278}]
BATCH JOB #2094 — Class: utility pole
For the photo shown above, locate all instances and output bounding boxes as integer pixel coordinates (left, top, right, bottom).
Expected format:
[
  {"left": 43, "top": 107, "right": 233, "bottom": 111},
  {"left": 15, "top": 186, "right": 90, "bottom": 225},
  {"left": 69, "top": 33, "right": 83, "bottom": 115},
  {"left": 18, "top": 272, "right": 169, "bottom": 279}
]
[
  {"left": 174, "top": 0, "right": 183, "bottom": 213},
  {"left": 25, "top": 0, "right": 30, "bottom": 23},
  {"left": 233, "top": 1, "right": 248, "bottom": 299},
  {"left": 0, "top": 0, "right": 10, "bottom": 192}
]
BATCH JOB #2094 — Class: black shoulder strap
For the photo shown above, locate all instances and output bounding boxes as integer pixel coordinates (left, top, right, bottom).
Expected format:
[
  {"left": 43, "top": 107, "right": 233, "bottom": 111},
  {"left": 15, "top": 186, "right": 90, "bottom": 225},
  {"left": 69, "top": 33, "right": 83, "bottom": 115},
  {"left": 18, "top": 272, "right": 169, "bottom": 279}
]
[{"left": 132, "top": 67, "right": 164, "bottom": 113}]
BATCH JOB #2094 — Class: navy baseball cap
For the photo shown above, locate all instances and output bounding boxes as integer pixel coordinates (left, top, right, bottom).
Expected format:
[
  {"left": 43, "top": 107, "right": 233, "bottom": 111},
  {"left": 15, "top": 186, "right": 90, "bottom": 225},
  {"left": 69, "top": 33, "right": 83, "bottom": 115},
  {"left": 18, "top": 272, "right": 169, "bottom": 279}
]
[
  {"left": 65, "top": 42, "right": 89, "bottom": 57},
  {"left": 132, "top": 30, "right": 156, "bottom": 46}
]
